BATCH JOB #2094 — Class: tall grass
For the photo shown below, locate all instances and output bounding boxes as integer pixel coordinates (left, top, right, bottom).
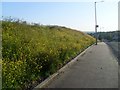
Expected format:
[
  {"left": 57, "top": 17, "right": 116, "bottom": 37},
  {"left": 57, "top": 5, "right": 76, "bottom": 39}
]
[{"left": 2, "top": 20, "right": 95, "bottom": 89}]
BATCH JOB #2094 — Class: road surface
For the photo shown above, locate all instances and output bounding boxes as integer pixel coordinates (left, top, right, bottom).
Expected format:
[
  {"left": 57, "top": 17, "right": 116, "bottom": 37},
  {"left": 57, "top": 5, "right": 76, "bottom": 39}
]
[
  {"left": 45, "top": 42, "right": 118, "bottom": 88},
  {"left": 105, "top": 42, "right": 120, "bottom": 58},
  {"left": 105, "top": 42, "right": 119, "bottom": 63}
]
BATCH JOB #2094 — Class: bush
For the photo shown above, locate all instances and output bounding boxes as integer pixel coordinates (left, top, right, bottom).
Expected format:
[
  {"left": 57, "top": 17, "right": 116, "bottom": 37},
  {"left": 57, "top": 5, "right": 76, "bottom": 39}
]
[{"left": 2, "top": 20, "right": 95, "bottom": 89}]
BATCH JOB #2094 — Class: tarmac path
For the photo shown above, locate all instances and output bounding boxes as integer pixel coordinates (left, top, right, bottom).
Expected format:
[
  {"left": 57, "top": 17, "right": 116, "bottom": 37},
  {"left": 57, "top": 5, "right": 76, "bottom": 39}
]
[{"left": 46, "top": 42, "right": 118, "bottom": 88}]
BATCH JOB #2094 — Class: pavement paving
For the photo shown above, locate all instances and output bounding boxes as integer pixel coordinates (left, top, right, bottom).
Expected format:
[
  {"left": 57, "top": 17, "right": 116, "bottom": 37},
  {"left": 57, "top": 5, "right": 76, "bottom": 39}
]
[{"left": 45, "top": 42, "right": 118, "bottom": 88}]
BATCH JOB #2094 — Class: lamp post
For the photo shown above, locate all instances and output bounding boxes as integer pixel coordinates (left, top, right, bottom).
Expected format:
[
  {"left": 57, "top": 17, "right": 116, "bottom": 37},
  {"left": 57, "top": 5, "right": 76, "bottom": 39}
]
[{"left": 94, "top": 1, "right": 104, "bottom": 45}]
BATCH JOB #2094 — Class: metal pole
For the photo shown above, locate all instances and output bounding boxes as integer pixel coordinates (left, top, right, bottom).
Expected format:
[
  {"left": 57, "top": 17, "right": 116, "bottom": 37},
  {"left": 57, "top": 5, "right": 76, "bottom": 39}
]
[{"left": 95, "top": 2, "right": 97, "bottom": 45}]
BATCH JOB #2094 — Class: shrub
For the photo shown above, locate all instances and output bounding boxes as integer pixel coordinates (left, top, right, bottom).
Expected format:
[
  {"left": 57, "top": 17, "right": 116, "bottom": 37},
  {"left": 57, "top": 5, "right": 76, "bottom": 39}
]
[{"left": 2, "top": 20, "right": 95, "bottom": 89}]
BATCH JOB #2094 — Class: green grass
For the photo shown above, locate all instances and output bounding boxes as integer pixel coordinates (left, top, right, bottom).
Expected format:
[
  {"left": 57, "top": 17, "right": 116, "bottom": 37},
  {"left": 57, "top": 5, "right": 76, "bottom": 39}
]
[
  {"left": 0, "top": 26, "right": 1, "bottom": 89},
  {"left": 2, "top": 21, "right": 95, "bottom": 89}
]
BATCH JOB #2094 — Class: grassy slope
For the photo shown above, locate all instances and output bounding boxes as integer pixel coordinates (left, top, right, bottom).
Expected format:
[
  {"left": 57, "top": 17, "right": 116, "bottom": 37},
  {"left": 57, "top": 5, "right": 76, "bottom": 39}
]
[
  {"left": 2, "top": 21, "right": 95, "bottom": 89},
  {"left": 0, "top": 21, "right": 2, "bottom": 90}
]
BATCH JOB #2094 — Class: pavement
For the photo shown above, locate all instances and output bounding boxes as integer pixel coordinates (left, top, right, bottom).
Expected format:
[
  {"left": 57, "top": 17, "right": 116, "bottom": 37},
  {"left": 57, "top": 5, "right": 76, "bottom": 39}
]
[{"left": 45, "top": 42, "right": 118, "bottom": 88}]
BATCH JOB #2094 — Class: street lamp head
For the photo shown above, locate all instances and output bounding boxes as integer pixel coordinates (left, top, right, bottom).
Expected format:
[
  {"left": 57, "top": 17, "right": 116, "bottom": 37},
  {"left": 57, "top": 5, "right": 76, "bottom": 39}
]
[
  {"left": 100, "top": 0, "right": 104, "bottom": 2},
  {"left": 95, "top": 0, "right": 104, "bottom": 3}
]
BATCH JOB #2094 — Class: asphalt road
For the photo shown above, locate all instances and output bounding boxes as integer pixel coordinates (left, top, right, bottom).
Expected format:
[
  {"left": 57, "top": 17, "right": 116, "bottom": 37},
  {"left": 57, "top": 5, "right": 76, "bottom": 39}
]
[
  {"left": 105, "top": 42, "right": 119, "bottom": 63},
  {"left": 105, "top": 42, "right": 120, "bottom": 88},
  {"left": 45, "top": 42, "right": 118, "bottom": 88}
]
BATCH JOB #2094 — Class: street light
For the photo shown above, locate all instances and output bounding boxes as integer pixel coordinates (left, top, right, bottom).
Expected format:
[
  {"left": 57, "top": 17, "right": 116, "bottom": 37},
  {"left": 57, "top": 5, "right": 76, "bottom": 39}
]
[{"left": 94, "top": 1, "right": 104, "bottom": 45}]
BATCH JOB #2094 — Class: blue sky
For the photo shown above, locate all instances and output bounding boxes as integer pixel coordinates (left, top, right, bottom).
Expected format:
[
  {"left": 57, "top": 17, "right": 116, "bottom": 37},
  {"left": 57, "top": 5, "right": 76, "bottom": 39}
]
[{"left": 2, "top": 1, "right": 119, "bottom": 32}]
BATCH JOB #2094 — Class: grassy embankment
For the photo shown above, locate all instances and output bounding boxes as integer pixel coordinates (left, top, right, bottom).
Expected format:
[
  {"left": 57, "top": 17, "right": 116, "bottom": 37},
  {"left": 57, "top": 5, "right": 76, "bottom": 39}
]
[
  {"left": 0, "top": 21, "right": 2, "bottom": 90},
  {"left": 2, "top": 21, "right": 95, "bottom": 89}
]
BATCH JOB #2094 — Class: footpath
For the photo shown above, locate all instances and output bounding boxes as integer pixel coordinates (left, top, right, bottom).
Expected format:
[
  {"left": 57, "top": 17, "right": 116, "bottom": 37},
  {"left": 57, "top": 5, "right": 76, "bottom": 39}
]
[{"left": 36, "top": 42, "right": 118, "bottom": 88}]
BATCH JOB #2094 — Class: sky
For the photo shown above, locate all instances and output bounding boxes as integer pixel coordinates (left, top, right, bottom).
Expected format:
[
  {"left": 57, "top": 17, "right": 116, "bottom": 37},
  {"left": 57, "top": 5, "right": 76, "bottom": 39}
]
[
  {"left": 1, "top": 0, "right": 120, "bottom": 32},
  {"left": 119, "top": 1, "right": 120, "bottom": 30}
]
